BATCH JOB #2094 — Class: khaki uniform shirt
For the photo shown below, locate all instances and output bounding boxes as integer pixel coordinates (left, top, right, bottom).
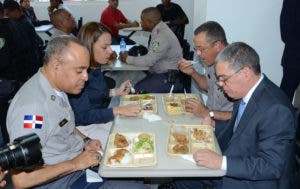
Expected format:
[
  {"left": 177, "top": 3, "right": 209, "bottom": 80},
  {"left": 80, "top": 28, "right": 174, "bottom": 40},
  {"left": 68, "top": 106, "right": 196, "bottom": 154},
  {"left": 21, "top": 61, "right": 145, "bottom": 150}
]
[
  {"left": 206, "top": 65, "right": 233, "bottom": 111},
  {"left": 127, "top": 21, "right": 182, "bottom": 73},
  {"left": 7, "top": 70, "right": 83, "bottom": 165}
]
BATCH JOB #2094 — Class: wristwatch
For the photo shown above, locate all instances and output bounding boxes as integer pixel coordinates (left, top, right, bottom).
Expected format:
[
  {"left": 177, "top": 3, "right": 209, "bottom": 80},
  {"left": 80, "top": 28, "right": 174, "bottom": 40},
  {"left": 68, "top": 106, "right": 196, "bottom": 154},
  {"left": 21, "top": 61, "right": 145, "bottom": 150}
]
[
  {"left": 209, "top": 111, "right": 215, "bottom": 119},
  {"left": 83, "top": 137, "right": 91, "bottom": 143}
]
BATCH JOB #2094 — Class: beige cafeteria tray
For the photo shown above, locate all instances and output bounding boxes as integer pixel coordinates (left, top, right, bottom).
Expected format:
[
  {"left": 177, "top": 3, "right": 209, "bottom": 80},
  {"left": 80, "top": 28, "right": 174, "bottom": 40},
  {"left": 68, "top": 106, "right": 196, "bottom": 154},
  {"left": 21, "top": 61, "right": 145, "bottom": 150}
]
[{"left": 104, "top": 132, "right": 157, "bottom": 167}]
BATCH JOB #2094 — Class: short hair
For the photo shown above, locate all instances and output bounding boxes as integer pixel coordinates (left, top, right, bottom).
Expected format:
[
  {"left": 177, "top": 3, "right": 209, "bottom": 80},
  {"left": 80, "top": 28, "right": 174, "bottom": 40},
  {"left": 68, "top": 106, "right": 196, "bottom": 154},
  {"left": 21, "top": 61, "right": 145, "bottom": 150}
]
[
  {"left": 50, "top": 9, "right": 68, "bottom": 26},
  {"left": 215, "top": 42, "right": 261, "bottom": 75},
  {"left": 43, "top": 35, "right": 85, "bottom": 66},
  {"left": 77, "top": 22, "right": 111, "bottom": 68},
  {"left": 3, "top": 0, "right": 21, "bottom": 11},
  {"left": 194, "top": 21, "right": 228, "bottom": 46},
  {"left": 141, "top": 7, "right": 161, "bottom": 23}
]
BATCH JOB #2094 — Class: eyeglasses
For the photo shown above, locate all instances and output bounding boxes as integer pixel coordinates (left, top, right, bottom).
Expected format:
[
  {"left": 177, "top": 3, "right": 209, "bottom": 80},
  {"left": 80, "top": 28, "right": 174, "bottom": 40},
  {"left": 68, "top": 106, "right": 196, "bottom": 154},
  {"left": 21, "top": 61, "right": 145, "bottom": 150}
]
[
  {"left": 193, "top": 40, "right": 218, "bottom": 53},
  {"left": 216, "top": 67, "right": 244, "bottom": 86}
]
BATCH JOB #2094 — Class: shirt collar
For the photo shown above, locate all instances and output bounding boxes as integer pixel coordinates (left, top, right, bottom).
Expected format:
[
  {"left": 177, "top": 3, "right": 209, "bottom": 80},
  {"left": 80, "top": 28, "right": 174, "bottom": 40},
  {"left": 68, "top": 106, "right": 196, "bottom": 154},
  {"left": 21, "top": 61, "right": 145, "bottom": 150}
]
[{"left": 242, "top": 74, "right": 264, "bottom": 104}]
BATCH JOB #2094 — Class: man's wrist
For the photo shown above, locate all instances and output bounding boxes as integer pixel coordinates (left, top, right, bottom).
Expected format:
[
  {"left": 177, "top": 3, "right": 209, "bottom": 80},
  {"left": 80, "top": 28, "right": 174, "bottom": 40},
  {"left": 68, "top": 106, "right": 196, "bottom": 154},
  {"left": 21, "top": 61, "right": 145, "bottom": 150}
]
[{"left": 111, "top": 89, "right": 116, "bottom": 97}]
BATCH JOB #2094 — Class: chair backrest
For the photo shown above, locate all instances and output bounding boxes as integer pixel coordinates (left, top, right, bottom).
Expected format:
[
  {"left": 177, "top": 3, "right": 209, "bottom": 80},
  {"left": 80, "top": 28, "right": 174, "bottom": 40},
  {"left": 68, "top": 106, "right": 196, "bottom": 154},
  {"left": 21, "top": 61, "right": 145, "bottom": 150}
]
[{"left": 77, "top": 17, "right": 83, "bottom": 31}]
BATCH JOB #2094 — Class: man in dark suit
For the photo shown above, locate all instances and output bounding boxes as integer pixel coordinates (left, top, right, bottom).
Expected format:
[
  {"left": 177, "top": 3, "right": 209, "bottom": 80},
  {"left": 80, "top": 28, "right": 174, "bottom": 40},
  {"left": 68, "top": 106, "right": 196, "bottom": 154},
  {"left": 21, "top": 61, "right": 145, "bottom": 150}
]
[
  {"left": 168, "top": 42, "right": 297, "bottom": 189},
  {"left": 280, "top": 0, "right": 300, "bottom": 102}
]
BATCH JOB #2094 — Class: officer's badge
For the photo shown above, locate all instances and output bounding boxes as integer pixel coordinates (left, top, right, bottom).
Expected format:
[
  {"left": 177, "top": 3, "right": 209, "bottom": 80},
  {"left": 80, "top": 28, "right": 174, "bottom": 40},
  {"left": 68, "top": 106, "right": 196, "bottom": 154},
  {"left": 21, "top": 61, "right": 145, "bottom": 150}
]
[
  {"left": 151, "top": 41, "right": 160, "bottom": 52},
  {"left": 0, "top": 38, "right": 5, "bottom": 50}
]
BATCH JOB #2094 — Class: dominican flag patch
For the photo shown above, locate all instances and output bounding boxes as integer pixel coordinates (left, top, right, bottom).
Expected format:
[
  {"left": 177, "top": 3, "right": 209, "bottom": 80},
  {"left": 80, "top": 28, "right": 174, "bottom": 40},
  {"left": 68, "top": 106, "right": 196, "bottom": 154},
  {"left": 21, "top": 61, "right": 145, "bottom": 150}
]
[{"left": 23, "top": 115, "right": 43, "bottom": 129}]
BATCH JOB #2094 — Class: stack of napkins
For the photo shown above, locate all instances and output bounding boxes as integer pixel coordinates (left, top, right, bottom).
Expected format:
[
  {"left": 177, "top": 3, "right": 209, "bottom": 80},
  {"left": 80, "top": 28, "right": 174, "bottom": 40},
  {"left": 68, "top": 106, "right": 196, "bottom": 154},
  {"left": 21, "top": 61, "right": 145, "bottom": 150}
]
[{"left": 143, "top": 112, "right": 162, "bottom": 122}]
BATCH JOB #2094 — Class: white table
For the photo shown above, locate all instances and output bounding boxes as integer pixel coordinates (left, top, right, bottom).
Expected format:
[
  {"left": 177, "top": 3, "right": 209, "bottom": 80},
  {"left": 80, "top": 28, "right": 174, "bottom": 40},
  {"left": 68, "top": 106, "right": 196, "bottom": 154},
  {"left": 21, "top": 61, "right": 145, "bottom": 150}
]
[
  {"left": 101, "top": 45, "right": 149, "bottom": 71},
  {"left": 99, "top": 94, "right": 225, "bottom": 178},
  {"left": 35, "top": 24, "right": 53, "bottom": 36},
  {"left": 120, "top": 26, "right": 143, "bottom": 38}
]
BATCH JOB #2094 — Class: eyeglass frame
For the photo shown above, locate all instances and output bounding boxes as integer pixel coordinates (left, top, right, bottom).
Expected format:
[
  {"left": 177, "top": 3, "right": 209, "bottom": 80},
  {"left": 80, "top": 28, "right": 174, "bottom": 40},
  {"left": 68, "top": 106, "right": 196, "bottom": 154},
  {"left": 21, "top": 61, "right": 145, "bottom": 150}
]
[
  {"left": 193, "top": 40, "right": 218, "bottom": 53},
  {"left": 215, "top": 67, "right": 245, "bottom": 86}
]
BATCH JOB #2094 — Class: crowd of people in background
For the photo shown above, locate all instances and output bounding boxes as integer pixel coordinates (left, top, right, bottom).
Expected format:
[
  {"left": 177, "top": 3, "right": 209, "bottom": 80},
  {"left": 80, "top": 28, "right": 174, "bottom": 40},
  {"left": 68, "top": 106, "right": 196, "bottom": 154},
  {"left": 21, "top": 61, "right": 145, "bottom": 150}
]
[{"left": 0, "top": 0, "right": 299, "bottom": 188}]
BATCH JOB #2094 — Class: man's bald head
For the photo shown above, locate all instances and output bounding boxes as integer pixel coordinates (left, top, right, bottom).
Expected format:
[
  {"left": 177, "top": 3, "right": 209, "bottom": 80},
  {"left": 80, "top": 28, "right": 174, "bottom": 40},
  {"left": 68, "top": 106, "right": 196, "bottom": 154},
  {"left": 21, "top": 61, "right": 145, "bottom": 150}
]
[{"left": 50, "top": 9, "right": 75, "bottom": 34}]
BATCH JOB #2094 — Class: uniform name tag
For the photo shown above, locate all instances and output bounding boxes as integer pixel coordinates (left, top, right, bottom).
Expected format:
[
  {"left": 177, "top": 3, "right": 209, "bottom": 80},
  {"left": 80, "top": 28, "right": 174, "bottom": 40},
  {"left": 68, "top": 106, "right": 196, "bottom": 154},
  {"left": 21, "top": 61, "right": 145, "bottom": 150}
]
[{"left": 59, "top": 119, "right": 68, "bottom": 127}]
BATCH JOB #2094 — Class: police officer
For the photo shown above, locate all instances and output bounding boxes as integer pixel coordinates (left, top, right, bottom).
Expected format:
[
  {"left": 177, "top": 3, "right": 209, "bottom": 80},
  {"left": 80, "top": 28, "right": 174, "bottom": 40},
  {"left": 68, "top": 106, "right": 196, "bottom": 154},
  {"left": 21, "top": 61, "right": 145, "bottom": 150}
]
[
  {"left": 119, "top": 7, "right": 183, "bottom": 93},
  {"left": 3, "top": 0, "right": 43, "bottom": 76},
  {"left": 6, "top": 36, "right": 147, "bottom": 189},
  {"left": 0, "top": 1, "right": 22, "bottom": 145}
]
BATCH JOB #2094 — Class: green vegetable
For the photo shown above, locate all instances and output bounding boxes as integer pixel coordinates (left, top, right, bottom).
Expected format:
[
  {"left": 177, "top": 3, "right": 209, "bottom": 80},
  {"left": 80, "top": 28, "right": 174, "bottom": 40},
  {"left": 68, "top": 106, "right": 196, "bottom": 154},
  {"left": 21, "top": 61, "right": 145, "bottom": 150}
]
[{"left": 134, "top": 138, "right": 154, "bottom": 153}]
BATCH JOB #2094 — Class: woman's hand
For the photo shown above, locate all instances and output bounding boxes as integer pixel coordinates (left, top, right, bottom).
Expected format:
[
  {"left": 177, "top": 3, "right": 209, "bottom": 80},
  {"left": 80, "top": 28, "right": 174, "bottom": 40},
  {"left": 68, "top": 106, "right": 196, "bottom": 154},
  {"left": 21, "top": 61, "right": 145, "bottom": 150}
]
[
  {"left": 116, "top": 80, "right": 131, "bottom": 96},
  {"left": 113, "top": 104, "right": 142, "bottom": 117}
]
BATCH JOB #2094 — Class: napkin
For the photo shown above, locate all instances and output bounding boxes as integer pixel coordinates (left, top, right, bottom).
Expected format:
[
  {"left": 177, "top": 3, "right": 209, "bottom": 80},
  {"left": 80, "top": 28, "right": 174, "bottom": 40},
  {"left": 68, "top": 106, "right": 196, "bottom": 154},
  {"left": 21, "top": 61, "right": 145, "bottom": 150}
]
[
  {"left": 181, "top": 154, "right": 195, "bottom": 163},
  {"left": 86, "top": 169, "right": 103, "bottom": 183},
  {"left": 143, "top": 112, "right": 162, "bottom": 122}
]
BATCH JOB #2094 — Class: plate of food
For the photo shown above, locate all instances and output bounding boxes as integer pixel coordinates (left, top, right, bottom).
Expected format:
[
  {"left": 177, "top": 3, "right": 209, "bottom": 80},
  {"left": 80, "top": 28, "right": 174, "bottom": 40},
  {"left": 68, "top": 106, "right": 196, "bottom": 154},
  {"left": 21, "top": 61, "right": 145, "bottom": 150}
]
[
  {"left": 167, "top": 125, "right": 216, "bottom": 156},
  {"left": 120, "top": 95, "right": 157, "bottom": 115},
  {"left": 104, "top": 132, "right": 157, "bottom": 167},
  {"left": 162, "top": 94, "right": 199, "bottom": 115}
]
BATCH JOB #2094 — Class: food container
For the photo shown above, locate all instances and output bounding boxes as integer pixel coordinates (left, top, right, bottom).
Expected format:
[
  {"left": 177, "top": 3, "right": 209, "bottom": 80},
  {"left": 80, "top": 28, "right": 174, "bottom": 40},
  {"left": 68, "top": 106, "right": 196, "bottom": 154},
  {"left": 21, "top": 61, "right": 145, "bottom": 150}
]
[
  {"left": 167, "top": 125, "right": 216, "bottom": 156},
  {"left": 162, "top": 94, "right": 199, "bottom": 115},
  {"left": 120, "top": 94, "right": 157, "bottom": 115},
  {"left": 104, "top": 132, "right": 157, "bottom": 167}
]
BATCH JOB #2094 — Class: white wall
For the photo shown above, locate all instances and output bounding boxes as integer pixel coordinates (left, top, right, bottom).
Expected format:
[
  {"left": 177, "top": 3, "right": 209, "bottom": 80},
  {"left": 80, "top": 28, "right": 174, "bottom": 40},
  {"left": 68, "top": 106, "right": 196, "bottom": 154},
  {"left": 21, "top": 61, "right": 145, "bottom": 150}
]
[
  {"left": 205, "top": 0, "right": 284, "bottom": 85},
  {"left": 32, "top": 0, "right": 284, "bottom": 85}
]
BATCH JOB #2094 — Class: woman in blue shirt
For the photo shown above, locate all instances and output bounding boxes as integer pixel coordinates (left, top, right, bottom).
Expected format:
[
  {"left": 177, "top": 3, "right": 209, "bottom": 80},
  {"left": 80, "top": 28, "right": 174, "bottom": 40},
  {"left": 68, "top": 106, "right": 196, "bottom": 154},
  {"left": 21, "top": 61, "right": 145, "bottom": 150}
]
[{"left": 69, "top": 22, "right": 142, "bottom": 127}]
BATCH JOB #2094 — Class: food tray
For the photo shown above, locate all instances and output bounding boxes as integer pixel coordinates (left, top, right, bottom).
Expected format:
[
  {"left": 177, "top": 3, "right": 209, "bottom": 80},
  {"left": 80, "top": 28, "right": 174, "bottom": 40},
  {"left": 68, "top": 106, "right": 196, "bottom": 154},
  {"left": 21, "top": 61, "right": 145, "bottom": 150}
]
[
  {"left": 120, "top": 94, "right": 157, "bottom": 115},
  {"left": 167, "top": 125, "right": 216, "bottom": 156},
  {"left": 162, "top": 93, "right": 199, "bottom": 115},
  {"left": 104, "top": 132, "right": 157, "bottom": 167}
]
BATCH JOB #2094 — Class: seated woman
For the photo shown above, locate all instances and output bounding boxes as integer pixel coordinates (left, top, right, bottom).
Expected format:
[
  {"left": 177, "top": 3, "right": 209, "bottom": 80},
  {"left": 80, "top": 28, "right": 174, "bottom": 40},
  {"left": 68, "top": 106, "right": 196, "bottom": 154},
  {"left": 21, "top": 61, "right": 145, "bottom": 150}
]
[
  {"left": 69, "top": 22, "right": 142, "bottom": 146},
  {"left": 20, "top": 0, "right": 50, "bottom": 26}
]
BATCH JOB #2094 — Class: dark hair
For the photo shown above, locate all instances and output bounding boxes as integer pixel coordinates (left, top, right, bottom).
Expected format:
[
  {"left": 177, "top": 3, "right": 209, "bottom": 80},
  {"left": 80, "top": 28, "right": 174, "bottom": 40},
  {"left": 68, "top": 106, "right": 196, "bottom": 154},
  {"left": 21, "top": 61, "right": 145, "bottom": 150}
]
[
  {"left": 215, "top": 42, "right": 261, "bottom": 75},
  {"left": 43, "top": 35, "right": 85, "bottom": 65},
  {"left": 141, "top": 7, "right": 161, "bottom": 23},
  {"left": 3, "top": 0, "right": 21, "bottom": 11},
  {"left": 194, "top": 21, "right": 228, "bottom": 46},
  {"left": 77, "top": 22, "right": 111, "bottom": 68}
]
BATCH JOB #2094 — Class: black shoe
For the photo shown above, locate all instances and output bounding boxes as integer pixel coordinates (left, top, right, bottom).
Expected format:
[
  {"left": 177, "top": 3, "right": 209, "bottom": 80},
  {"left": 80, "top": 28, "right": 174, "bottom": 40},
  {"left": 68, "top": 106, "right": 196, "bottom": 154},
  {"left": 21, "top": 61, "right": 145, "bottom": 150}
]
[{"left": 158, "top": 182, "right": 176, "bottom": 189}]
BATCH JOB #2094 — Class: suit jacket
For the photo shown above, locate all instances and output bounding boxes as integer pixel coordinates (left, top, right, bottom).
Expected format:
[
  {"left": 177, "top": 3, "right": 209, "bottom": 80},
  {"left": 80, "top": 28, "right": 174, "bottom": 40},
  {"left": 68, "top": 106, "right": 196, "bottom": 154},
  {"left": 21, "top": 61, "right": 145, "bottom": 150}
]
[{"left": 216, "top": 75, "right": 296, "bottom": 189}]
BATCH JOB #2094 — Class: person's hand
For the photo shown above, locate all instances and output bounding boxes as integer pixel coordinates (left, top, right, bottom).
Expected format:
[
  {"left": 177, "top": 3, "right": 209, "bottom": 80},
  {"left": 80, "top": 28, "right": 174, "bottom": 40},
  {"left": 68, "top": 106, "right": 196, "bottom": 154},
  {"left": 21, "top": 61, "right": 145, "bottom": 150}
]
[
  {"left": 71, "top": 150, "right": 101, "bottom": 171},
  {"left": 201, "top": 114, "right": 215, "bottom": 128},
  {"left": 178, "top": 58, "right": 195, "bottom": 76},
  {"left": 47, "top": 6, "right": 55, "bottom": 13},
  {"left": 114, "top": 104, "right": 142, "bottom": 117},
  {"left": 0, "top": 167, "right": 8, "bottom": 188},
  {"left": 185, "top": 98, "right": 209, "bottom": 118},
  {"left": 84, "top": 139, "right": 102, "bottom": 151},
  {"left": 193, "top": 149, "right": 222, "bottom": 169},
  {"left": 116, "top": 80, "right": 131, "bottom": 96},
  {"left": 119, "top": 52, "right": 128, "bottom": 63},
  {"left": 131, "top": 21, "right": 139, "bottom": 27},
  {"left": 108, "top": 51, "right": 117, "bottom": 63}
]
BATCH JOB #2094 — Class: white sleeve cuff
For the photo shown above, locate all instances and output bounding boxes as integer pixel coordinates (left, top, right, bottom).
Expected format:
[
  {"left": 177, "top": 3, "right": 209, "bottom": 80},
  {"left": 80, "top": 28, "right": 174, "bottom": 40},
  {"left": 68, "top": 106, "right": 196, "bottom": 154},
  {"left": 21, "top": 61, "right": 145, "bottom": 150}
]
[{"left": 221, "top": 156, "right": 227, "bottom": 171}]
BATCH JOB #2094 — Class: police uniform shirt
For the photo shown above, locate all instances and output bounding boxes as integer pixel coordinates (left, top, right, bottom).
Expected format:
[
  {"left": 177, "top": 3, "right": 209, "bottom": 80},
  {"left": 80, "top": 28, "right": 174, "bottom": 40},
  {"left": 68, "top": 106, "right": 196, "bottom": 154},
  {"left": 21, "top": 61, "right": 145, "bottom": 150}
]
[
  {"left": 7, "top": 70, "right": 84, "bottom": 165},
  {"left": 205, "top": 65, "right": 233, "bottom": 111},
  {"left": 126, "top": 21, "right": 182, "bottom": 74}
]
